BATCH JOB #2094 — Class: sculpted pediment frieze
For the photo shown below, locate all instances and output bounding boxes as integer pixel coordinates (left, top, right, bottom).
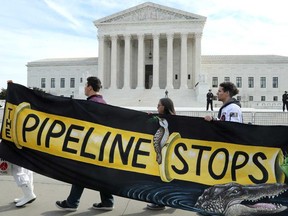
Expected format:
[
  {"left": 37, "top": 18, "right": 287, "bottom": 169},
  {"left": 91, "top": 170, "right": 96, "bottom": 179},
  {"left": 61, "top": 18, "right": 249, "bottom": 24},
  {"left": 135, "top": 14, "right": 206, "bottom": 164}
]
[{"left": 95, "top": 2, "right": 206, "bottom": 25}]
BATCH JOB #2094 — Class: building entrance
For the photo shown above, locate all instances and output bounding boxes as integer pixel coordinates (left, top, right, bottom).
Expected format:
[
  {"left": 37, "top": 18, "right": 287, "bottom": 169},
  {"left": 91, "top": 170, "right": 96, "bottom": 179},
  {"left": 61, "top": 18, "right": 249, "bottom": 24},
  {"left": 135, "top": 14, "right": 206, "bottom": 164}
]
[{"left": 145, "top": 65, "right": 153, "bottom": 89}]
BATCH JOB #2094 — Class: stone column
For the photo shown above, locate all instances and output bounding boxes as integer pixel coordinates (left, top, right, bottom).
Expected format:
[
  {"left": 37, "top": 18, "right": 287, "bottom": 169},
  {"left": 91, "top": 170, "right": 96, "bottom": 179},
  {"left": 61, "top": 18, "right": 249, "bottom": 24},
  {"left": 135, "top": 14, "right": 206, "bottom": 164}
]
[
  {"left": 152, "top": 34, "right": 160, "bottom": 89},
  {"left": 123, "top": 34, "right": 131, "bottom": 89},
  {"left": 180, "top": 33, "right": 188, "bottom": 89},
  {"left": 97, "top": 35, "right": 105, "bottom": 87},
  {"left": 193, "top": 33, "right": 202, "bottom": 88},
  {"left": 137, "top": 34, "right": 145, "bottom": 89},
  {"left": 166, "top": 33, "right": 174, "bottom": 89},
  {"left": 110, "top": 34, "right": 118, "bottom": 89}
]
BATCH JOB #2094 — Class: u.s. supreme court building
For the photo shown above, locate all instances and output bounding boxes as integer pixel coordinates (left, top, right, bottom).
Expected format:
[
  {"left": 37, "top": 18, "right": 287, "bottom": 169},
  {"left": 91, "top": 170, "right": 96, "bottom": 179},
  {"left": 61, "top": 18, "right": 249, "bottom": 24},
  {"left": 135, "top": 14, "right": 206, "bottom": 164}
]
[{"left": 27, "top": 2, "right": 288, "bottom": 109}]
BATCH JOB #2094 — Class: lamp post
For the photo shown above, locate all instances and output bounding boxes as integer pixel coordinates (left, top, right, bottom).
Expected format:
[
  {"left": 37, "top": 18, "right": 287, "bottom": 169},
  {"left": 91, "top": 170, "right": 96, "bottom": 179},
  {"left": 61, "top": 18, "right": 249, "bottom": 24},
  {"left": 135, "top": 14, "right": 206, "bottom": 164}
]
[
  {"left": 165, "top": 90, "right": 168, "bottom": 98},
  {"left": 148, "top": 39, "right": 152, "bottom": 59}
]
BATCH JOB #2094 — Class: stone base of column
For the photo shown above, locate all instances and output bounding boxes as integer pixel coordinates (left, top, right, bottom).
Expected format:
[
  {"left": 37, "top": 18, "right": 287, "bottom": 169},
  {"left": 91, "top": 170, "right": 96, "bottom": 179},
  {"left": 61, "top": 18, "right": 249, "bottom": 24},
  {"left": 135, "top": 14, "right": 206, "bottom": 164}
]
[
  {"left": 121, "top": 86, "right": 131, "bottom": 90},
  {"left": 165, "top": 84, "right": 174, "bottom": 90},
  {"left": 136, "top": 86, "right": 145, "bottom": 90},
  {"left": 108, "top": 86, "right": 118, "bottom": 90},
  {"left": 151, "top": 86, "right": 160, "bottom": 90},
  {"left": 179, "top": 85, "right": 188, "bottom": 90}
]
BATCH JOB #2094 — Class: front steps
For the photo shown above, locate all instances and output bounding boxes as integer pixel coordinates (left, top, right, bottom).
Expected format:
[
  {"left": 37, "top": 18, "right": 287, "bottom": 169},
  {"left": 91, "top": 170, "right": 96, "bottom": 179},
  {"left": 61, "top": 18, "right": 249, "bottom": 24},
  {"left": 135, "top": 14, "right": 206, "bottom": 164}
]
[{"left": 101, "top": 88, "right": 205, "bottom": 108}]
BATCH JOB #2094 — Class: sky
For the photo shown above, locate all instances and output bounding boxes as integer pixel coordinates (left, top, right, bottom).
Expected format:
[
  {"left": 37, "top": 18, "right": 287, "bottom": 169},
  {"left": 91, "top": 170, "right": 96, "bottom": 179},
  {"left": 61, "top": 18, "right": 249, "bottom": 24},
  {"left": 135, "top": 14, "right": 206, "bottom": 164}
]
[{"left": 1, "top": 0, "right": 288, "bottom": 90}]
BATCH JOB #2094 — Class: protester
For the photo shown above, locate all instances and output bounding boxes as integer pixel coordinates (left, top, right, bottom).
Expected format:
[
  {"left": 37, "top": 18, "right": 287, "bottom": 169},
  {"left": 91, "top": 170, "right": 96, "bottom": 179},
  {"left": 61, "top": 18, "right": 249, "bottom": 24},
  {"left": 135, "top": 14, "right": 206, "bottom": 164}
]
[
  {"left": 206, "top": 89, "right": 214, "bottom": 111},
  {"left": 55, "top": 76, "right": 114, "bottom": 211},
  {"left": 146, "top": 97, "right": 175, "bottom": 210},
  {"left": 204, "top": 82, "right": 242, "bottom": 123},
  {"left": 282, "top": 91, "right": 288, "bottom": 112},
  {"left": 12, "top": 165, "right": 37, "bottom": 207},
  {"left": 156, "top": 97, "right": 176, "bottom": 115},
  {"left": 7, "top": 80, "right": 37, "bottom": 207}
]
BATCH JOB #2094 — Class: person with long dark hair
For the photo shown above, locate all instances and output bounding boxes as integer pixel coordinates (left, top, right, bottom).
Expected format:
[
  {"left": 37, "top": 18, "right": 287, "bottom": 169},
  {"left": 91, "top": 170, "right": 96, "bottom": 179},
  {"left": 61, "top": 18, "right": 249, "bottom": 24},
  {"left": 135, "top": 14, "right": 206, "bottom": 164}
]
[
  {"left": 146, "top": 97, "right": 175, "bottom": 210},
  {"left": 157, "top": 97, "right": 176, "bottom": 115}
]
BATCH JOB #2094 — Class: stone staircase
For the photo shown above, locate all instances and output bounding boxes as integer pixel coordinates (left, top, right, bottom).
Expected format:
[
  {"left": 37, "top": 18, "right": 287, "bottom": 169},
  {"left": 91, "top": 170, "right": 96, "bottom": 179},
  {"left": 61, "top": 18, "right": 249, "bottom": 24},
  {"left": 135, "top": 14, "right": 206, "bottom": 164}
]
[{"left": 101, "top": 88, "right": 205, "bottom": 108}]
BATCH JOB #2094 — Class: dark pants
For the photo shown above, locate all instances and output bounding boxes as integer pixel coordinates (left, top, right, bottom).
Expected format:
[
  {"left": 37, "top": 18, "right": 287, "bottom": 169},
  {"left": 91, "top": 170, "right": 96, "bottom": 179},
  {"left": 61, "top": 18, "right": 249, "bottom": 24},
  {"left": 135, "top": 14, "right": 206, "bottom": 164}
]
[
  {"left": 66, "top": 184, "right": 114, "bottom": 208},
  {"left": 206, "top": 100, "right": 213, "bottom": 111},
  {"left": 283, "top": 102, "right": 288, "bottom": 111}
]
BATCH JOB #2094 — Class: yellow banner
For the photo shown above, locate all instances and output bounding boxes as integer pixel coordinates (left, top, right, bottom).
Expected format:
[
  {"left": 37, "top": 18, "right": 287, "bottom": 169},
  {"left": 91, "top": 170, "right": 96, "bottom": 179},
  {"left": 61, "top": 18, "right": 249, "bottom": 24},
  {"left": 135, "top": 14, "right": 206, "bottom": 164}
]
[
  {"left": 159, "top": 133, "right": 284, "bottom": 185},
  {"left": 2, "top": 102, "right": 284, "bottom": 185}
]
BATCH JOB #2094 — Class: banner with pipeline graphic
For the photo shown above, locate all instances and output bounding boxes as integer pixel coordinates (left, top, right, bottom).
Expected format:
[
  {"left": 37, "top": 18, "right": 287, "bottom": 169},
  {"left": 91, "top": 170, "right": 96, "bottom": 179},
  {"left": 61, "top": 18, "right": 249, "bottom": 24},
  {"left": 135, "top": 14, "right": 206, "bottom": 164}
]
[{"left": 1, "top": 83, "right": 288, "bottom": 216}]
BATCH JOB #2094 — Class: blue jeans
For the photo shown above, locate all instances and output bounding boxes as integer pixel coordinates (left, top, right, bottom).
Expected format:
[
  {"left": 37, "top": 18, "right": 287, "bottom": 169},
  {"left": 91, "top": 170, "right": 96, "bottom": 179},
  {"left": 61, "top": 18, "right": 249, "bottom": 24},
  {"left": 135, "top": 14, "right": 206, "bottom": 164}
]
[{"left": 66, "top": 184, "right": 114, "bottom": 208}]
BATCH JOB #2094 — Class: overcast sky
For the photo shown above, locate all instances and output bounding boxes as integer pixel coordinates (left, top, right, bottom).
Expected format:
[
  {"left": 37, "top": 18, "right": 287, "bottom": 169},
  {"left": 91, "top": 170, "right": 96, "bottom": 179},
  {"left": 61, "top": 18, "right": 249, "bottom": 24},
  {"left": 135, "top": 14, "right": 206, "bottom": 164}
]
[{"left": 1, "top": 0, "right": 287, "bottom": 90}]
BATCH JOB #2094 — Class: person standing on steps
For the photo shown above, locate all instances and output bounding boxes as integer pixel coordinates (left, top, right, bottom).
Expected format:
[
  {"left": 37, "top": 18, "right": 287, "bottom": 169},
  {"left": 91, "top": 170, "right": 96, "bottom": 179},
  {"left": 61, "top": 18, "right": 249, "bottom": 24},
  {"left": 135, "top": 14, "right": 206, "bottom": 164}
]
[
  {"left": 282, "top": 91, "right": 288, "bottom": 112},
  {"left": 206, "top": 89, "right": 214, "bottom": 111}
]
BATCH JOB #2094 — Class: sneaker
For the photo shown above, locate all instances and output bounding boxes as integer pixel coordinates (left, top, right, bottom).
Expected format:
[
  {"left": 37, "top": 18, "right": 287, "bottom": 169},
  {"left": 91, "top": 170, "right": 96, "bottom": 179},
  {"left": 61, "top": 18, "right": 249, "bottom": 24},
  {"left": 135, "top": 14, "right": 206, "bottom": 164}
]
[
  {"left": 147, "top": 203, "right": 165, "bottom": 210},
  {"left": 55, "top": 200, "right": 77, "bottom": 211},
  {"left": 92, "top": 203, "right": 114, "bottom": 211}
]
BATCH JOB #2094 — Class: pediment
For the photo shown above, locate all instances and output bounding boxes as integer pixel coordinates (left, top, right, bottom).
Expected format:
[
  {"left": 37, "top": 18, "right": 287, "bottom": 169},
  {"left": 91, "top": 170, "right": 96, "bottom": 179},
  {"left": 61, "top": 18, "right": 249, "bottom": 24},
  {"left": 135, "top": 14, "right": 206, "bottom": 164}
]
[{"left": 94, "top": 2, "right": 206, "bottom": 25}]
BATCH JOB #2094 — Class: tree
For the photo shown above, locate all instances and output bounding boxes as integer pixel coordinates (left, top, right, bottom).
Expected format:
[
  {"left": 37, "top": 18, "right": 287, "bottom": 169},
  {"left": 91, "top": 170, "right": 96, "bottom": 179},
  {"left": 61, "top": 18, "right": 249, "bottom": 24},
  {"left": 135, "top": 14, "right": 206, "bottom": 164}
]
[
  {"left": 0, "top": 88, "right": 7, "bottom": 99},
  {"left": 0, "top": 87, "right": 47, "bottom": 100},
  {"left": 31, "top": 87, "right": 45, "bottom": 93}
]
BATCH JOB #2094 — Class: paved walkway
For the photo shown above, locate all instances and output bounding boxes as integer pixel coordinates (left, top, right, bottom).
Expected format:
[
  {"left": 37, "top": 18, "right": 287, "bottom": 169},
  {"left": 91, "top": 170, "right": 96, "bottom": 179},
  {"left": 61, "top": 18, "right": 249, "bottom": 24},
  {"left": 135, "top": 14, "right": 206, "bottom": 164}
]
[{"left": 0, "top": 174, "right": 199, "bottom": 216}]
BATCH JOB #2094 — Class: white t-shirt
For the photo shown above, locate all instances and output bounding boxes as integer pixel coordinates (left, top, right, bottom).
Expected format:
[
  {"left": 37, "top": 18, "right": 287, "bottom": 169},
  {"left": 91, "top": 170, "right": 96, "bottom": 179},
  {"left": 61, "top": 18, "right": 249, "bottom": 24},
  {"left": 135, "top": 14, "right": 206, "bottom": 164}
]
[{"left": 218, "top": 103, "right": 243, "bottom": 123}]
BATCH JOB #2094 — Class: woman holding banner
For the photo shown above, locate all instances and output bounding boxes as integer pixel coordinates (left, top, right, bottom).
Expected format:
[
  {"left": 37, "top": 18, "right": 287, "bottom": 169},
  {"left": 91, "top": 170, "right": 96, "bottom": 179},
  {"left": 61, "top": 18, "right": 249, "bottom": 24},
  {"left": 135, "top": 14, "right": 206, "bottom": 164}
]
[
  {"left": 146, "top": 97, "right": 175, "bottom": 210},
  {"left": 204, "top": 81, "right": 242, "bottom": 123}
]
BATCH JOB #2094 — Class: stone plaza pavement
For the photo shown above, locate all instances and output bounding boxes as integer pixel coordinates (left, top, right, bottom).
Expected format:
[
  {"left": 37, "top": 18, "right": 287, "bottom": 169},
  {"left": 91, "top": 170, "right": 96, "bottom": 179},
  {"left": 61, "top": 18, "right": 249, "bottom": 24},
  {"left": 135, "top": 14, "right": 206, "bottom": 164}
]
[{"left": 0, "top": 174, "right": 200, "bottom": 216}]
